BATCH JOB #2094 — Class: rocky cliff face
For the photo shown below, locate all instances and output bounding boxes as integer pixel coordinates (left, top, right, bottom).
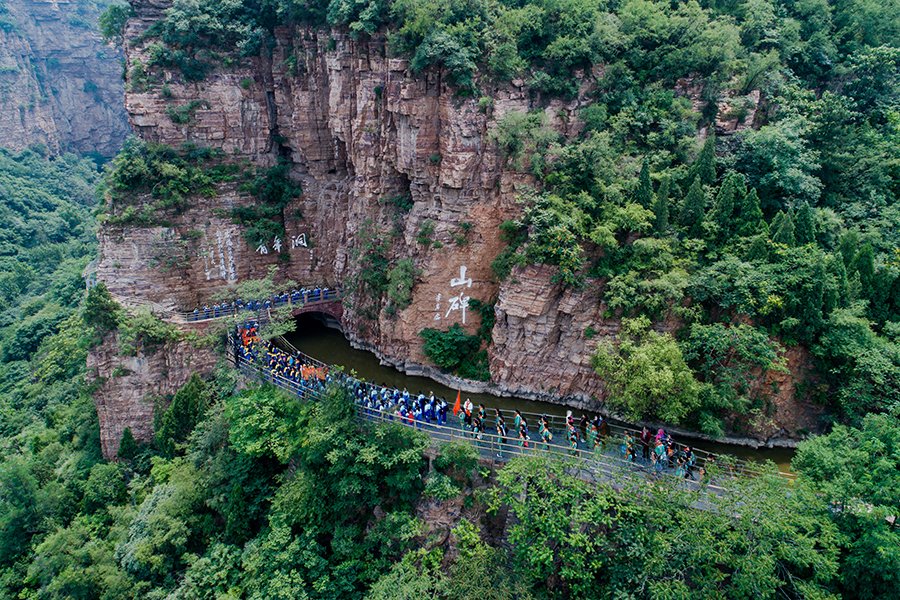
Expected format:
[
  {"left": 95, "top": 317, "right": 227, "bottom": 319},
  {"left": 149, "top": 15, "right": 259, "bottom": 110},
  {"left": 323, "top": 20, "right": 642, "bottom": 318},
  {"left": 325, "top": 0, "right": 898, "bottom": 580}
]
[
  {"left": 0, "top": 0, "right": 130, "bottom": 156},
  {"left": 92, "top": 0, "right": 814, "bottom": 457},
  {"left": 87, "top": 323, "right": 218, "bottom": 458}
]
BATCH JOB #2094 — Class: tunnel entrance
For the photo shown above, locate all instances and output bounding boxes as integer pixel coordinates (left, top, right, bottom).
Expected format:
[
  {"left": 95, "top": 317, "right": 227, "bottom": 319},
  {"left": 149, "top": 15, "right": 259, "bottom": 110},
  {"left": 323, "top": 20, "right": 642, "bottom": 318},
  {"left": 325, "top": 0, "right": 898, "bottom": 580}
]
[{"left": 293, "top": 311, "right": 342, "bottom": 333}]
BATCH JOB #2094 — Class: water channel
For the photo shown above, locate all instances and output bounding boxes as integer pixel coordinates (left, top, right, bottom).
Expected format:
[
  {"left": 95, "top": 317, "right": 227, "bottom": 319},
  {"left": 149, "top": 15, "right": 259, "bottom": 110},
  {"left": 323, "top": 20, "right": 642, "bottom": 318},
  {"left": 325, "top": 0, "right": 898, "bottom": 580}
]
[{"left": 284, "top": 315, "right": 796, "bottom": 472}]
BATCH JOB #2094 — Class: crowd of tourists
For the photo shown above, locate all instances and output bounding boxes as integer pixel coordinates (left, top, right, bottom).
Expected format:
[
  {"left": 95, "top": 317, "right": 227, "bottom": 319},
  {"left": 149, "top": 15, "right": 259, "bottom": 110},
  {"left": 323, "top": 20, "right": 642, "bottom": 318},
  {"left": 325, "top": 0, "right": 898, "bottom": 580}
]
[
  {"left": 234, "top": 322, "right": 333, "bottom": 393},
  {"left": 190, "top": 287, "right": 336, "bottom": 321},
  {"left": 232, "top": 323, "right": 702, "bottom": 480}
]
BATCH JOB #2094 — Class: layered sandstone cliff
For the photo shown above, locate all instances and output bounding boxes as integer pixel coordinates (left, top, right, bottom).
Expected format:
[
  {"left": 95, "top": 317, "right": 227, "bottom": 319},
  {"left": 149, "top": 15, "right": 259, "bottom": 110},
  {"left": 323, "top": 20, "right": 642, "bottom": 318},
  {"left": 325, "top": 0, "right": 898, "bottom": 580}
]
[
  {"left": 92, "top": 0, "right": 816, "bottom": 456},
  {"left": 0, "top": 0, "right": 129, "bottom": 155}
]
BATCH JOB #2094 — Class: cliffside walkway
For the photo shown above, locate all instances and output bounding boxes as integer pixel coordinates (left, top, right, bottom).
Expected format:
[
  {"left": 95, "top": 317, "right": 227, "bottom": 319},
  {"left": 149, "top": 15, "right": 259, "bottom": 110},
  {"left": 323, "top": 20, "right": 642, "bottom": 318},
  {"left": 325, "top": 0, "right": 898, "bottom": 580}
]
[
  {"left": 227, "top": 334, "right": 795, "bottom": 495},
  {"left": 108, "top": 288, "right": 343, "bottom": 325}
]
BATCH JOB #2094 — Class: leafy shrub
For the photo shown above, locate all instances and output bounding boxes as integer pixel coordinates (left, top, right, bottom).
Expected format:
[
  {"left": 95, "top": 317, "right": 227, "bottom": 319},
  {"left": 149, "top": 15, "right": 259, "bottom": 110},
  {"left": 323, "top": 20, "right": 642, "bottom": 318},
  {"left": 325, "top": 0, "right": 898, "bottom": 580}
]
[
  {"left": 104, "top": 137, "right": 226, "bottom": 225},
  {"left": 230, "top": 157, "right": 301, "bottom": 246},
  {"left": 164, "top": 99, "right": 210, "bottom": 125},
  {"left": 416, "top": 219, "right": 436, "bottom": 246},
  {"left": 155, "top": 374, "right": 209, "bottom": 458},
  {"left": 118, "top": 309, "right": 180, "bottom": 356},
  {"left": 423, "top": 472, "right": 461, "bottom": 500},
  {"left": 419, "top": 323, "right": 489, "bottom": 380},
  {"left": 83, "top": 282, "right": 120, "bottom": 332},
  {"left": 386, "top": 258, "right": 420, "bottom": 312},
  {"left": 434, "top": 440, "right": 479, "bottom": 483}
]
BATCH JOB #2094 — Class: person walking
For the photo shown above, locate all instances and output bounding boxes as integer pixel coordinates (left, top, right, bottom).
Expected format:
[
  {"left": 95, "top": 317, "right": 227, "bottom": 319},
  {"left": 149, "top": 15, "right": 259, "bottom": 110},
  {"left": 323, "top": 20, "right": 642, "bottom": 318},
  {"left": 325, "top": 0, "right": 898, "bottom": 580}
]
[{"left": 640, "top": 426, "right": 652, "bottom": 461}]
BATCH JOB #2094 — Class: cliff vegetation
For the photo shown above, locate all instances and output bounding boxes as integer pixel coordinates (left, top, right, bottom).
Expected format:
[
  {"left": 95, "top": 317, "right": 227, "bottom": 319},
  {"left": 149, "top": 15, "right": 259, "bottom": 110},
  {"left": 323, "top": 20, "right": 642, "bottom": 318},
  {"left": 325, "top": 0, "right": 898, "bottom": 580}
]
[{"left": 100, "top": 0, "right": 900, "bottom": 438}]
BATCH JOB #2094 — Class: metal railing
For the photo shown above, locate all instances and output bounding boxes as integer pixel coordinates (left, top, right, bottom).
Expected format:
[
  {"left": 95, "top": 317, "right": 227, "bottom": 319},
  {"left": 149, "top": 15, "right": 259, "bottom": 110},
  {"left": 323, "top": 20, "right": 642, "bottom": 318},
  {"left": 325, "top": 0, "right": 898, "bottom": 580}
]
[
  {"left": 108, "top": 288, "right": 342, "bottom": 325},
  {"left": 227, "top": 334, "right": 792, "bottom": 488}
]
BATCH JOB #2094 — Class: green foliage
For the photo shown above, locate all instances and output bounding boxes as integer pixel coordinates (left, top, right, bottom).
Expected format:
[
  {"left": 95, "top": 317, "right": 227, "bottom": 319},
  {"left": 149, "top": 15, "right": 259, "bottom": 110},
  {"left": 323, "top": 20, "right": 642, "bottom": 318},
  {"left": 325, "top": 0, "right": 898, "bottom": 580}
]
[
  {"left": 348, "top": 221, "right": 390, "bottom": 320},
  {"left": 592, "top": 315, "right": 703, "bottom": 423},
  {"left": 682, "top": 322, "right": 785, "bottom": 434},
  {"left": 83, "top": 282, "right": 120, "bottom": 332},
  {"left": 380, "top": 192, "right": 413, "bottom": 213},
  {"left": 386, "top": 257, "right": 420, "bottom": 312},
  {"left": 104, "top": 137, "right": 228, "bottom": 225},
  {"left": 231, "top": 157, "right": 302, "bottom": 246},
  {"left": 679, "top": 176, "right": 707, "bottom": 238},
  {"left": 155, "top": 374, "right": 210, "bottom": 458},
  {"left": 416, "top": 218, "right": 436, "bottom": 246},
  {"left": 410, "top": 29, "right": 477, "bottom": 91},
  {"left": 492, "top": 110, "right": 560, "bottom": 177},
  {"left": 118, "top": 426, "right": 138, "bottom": 460},
  {"left": 491, "top": 220, "right": 527, "bottom": 282},
  {"left": 434, "top": 440, "right": 479, "bottom": 483},
  {"left": 420, "top": 323, "right": 482, "bottom": 370},
  {"left": 99, "top": 4, "right": 134, "bottom": 47},
  {"left": 491, "top": 456, "right": 840, "bottom": 600},
  {"left": 225, "top": 384, "right": 303, "bottom": 462},
  {"left": 691, "top": 133, "right": 717, "bottom": 186},
  {"left": 468, "top": 296, "right": 496, "bottom": 341},
  {"left": 164, "top": 99, "right": 210, "bottom": 124},
  {"left": 634, "top": 157, "right": 653, "bottom": 207},
  {"left": 115, "top": 461, "right": 211, "bottom": 581},
  {"left": 117, "top": 308, "right": 180, "bottom": 356},
  {"left": 793, "top": 411, "right": 900, "bottom": 599}
]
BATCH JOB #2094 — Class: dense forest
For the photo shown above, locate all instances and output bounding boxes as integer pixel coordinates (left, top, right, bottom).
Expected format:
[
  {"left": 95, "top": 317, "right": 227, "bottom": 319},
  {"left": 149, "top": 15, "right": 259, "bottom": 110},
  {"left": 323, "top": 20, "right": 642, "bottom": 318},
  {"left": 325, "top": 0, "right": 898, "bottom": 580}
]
[{"left": 0, "top": 0, "right": 897, "bottom": 598}]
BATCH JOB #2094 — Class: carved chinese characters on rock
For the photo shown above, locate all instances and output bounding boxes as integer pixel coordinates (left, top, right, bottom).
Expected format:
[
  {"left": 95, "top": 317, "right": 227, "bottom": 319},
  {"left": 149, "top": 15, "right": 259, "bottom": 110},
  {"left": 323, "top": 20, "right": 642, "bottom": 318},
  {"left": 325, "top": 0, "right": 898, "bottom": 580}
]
[
  {"left": 201, "top": 230, "right": 237, "bottom": 282},
  {"left": 434, "top": 266, "right": 473, "bottom": 324},
  {"left": 255, "top": 233, "right": 311, "bottom": 260}
]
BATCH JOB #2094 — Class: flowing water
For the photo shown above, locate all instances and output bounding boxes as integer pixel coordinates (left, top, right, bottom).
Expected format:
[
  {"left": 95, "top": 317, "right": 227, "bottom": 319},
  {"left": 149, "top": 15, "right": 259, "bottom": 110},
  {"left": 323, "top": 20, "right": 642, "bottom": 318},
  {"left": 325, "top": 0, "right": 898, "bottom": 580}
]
[{"left": 283, "top": 316, "right": 796, "bottom": 472}]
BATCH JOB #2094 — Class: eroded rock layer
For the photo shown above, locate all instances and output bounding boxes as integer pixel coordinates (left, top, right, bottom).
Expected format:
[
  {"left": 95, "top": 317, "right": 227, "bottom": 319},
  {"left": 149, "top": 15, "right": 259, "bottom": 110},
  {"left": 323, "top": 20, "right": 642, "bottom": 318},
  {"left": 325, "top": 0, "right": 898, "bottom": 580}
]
[
  {"left": 0, "top": 0, "right": 130, "bottom": 155},
  {"left": 92, "top": 1, "right": 817, "bottom": 456}
]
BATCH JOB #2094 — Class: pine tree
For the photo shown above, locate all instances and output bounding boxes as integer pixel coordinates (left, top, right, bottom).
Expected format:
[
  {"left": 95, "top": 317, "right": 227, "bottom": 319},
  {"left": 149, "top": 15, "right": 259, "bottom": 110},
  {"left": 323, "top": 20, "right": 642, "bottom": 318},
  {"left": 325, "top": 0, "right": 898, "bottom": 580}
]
[
  {"left": 795, "top": 201, "right": 816, "bottom": 245},
  {"left": 635, "top": 157, "right": 653, "bottom": 208},
  {"left": 680, "top": 176, "right": 706, "bottom": 238},
  {"left": 745, "top": 234, "right": 770, "bottom": 262},
  {"left": 117, "top": 427, "right": 138, "bottom": 460},
  {"left": 652, "top": 175, "right": 671, "bottom": 235},
  {"left": 712, "top": 171, "right": 745, "bottom": 240},
  {"left": 84, "top": 282, "right": 120, "bottom": 332},
  {"left": 772, "top": 210, "right": 796, "bottom": 246},
  {"left": 825, "top": 256, "right": 850, "bottom": 313},
  {"left": 853, "top": 243, "right": 876, "bottom": 290},
  {"left": 692, "top": 133, "right": 717, "bottom": 186},
  {"left": 838, "top": 230, "right": 859, "bottom": 269},
  {"left": 154, "top": 373, "right": 209, "bottom": 458},
  {"left": 735, "top": 188, "right": 765, "bottom": 237}
]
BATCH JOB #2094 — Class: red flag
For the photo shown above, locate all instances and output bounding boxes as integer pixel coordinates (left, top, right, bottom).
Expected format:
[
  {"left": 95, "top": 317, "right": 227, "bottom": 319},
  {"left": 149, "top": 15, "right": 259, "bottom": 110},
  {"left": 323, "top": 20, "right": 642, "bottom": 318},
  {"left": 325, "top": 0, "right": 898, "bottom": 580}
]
[{"left": 453, "top": 390, "right": 461, "bottom": 416}]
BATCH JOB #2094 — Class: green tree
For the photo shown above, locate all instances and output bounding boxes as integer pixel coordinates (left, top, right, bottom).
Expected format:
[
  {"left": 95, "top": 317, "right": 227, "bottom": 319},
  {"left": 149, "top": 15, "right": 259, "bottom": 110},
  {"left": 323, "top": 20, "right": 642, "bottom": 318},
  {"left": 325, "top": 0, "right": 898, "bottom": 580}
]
[
  {"left": 735, "top": 188, "right": 766, "bottom": 236},
  {"left": 682, "top": 322, "right": 785, "bottom": 434},
  {"left": 852, "top": 242, "right": 876, "bottom": 290},
  {"left": 419, "top": 323, "right": 482, "bottom": 371},
  {"left": 652, "top": 175, "right": 671, "bottom": 235},
  {"left": 710, "top": 170, "right": 745, "bottom": 240},
  {"left": 691, "top": 133, "right": 717, "bottom": 186},
  {"left": 80, "top": 462, "right": 126, "bottom": 515},
  {"left": 635, "top": 157, "right": 653, "bottom": 208},
  {"left": 99, "top": 5, "right": 135, "bottom": 47},
  {"left": 155, "top": 373, "right": 209, "bottom": 458},
  {"left": 83, "top": 282, "right": 120, "bottom": 332},
  {"left": 771, "top": 209, "right": 796, "bottom": 246},
  {"left": 793, "top": 411, "right": 900, "bottom": 599},
  {"left": 795, "top": 200, "right": 816, "bottom": 245},
  {"left": 679, "top": 176, "right": 707, "bottom": 238},
  {"left": 592, "top": 315, "right": 704, "bottom": 423},
  {"left": 225, "top": 384, "right": 302, "bottom": 462},
  {"left": 117, "top": 426, "right": 138, "bottom": 460}
]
